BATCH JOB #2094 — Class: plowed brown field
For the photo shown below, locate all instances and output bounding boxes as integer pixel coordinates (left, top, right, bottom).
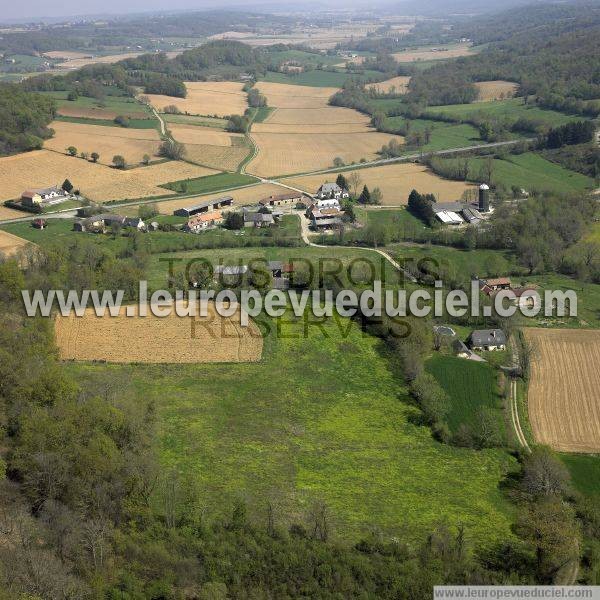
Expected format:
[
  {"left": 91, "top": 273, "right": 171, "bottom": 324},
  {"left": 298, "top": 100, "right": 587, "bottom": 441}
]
[
  {"left": 54, "top": 303, "right": 263, "bottom": 363},
  {"left": 525, "top": 327, "right": 600, "bottom": 453}
]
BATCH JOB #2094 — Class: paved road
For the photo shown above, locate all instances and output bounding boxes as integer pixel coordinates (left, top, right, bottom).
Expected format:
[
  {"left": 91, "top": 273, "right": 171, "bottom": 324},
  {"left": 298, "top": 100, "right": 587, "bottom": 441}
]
[
  {"left": 0, "top": 137, "right": 535, "bottom": 226},
  {"left": 295, "top": 210, "right": 417, "bottom": 283}
]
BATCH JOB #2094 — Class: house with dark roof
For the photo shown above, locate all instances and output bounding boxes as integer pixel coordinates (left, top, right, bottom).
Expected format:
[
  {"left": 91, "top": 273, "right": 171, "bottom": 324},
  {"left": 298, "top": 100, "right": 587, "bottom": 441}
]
[
  {"left": 315, "top": 182, "right": 349, "bottom": 200},
  {"left": 468, "top": 329, "right": 507, "bottom": 351},
  {"left": 173, "top": 196, "right": 233, "bottom": 218}
]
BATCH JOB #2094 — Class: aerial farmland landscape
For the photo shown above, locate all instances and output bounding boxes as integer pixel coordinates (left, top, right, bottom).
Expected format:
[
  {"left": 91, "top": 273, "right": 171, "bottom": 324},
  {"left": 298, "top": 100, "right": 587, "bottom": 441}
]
[{"left": 0, "top": 0, "right": 599, "bottom": 597}]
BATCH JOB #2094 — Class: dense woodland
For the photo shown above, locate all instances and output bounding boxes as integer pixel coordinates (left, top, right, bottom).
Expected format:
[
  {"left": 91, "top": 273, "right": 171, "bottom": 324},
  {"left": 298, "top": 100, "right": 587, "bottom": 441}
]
[{"left": 0, "top": 84, "right": 55, "bottom": 155}]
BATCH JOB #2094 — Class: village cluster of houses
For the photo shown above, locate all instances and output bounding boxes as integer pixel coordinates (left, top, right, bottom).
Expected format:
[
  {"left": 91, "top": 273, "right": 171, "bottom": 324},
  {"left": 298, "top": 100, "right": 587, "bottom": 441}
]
[{"left": 306, "top": 182, "right": 349, "bottom": 230}]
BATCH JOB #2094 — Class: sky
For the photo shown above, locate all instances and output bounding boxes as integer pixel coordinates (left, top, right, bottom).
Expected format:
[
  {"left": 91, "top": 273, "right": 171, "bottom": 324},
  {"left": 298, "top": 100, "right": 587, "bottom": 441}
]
[{"left": 1, "top": 0, "right": 265, "bottom": 22}]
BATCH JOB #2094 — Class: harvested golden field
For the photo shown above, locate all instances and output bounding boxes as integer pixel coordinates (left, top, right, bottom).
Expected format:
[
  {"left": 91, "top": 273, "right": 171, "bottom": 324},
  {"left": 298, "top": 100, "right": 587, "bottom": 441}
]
[
  {"left": 145, "top": 82, "right": 247, "bottom": 118},
  {"left": 184, "top": 143, "right": 250, "bottom": 172},
  {"left": 281, "top": 162, "right": 475, "bottom": 205},
  {"left": 264, "top": 106, "right": 368, "bottom": 126},
  {"left": 525, "top": 328, "right": 600, "bottom": 453},
  {"left": 53, "top": 50, "right": 182, "bottom": 70},
  {"left": 0, "top": 150, "right": 218, "bottom": 204},
  {"left": 56, "top": 105, "right": 120, "bottom": 120},
  {"left": 248, "top": 131, "right": 403, "bottom": 178},
  {"left": 45, "top": 121, "right": 161, "bottom": 166},
  {"left": 0, "top": 205, "right": 28, "bottom": 221},
  {"left": 167, "top": 124, "right": 248, "bottom": 170},
  {"left": 254, "top": 82, "right": 338, "bottom": 109},
  {"left": 43, "top": 50, "right": 92, "bottom": 60},
  {"left": 0, "top": 230, "right": 30, "bottom": 256},
  {"left": 367, "top": 76, "right": 411, "bottom": 94},
  {"left": 148, "top": 182, "right": 284, "bottom": 214},
  {"left": 168, "top": 124, "right": 239, "bottom": 147},
  {"left": 393, "top": 43, "right": 474, "bottom": 63},
  {"left": 474, "top": 81, "right": 519, "bottom": 102},
  {"left": 247, "top": 81, "right": 402, "bottom": 177},
  {"left": 54, "top": 303, "right": 263, "bottom": 364}
]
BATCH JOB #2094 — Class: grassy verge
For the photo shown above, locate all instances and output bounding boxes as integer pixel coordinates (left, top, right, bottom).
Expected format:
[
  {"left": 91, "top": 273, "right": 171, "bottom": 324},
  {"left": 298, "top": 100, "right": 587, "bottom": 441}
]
[
  {"left": 560, "top": 454, "right": 600, "bottom": 498},
  {"left": 54, "top": 115, "right": 159, "bottom": 129},
  {"left": 160, "top": 172, "right": 259, "bottom": 195}
]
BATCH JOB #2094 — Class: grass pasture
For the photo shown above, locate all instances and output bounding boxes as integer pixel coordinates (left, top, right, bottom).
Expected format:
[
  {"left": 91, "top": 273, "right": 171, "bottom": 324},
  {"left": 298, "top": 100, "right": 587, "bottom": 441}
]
[
  {"left": 42, "top": 90, "right": 152, "bottom": 121},
  {"left": 560, "top": 454, "right": 600, "bottom": 498},
  {"left": 65, "top": 308, "right": 517, "bottom": 543},
  {"left": 425, "top": 97, "right": 582, "bottom": 128},
  {"left": 427, "top": 355, "right": 505, "bottom": 437},
  {"left": 161, "top": 171, "right": 258, "bottom": 195}
]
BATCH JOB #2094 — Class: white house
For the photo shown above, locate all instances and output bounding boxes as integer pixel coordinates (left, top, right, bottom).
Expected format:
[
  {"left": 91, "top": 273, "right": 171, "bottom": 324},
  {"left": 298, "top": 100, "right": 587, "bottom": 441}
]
[
  {"left": 21, "top": 186, "right": 69, "bottom": 208},
  {"left": 315, "top": 182, "right": 349, "bottom": 200}
]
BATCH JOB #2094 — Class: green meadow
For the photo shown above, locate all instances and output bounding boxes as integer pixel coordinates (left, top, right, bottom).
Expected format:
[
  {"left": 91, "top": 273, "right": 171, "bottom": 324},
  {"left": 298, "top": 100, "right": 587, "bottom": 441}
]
[
  {"left": 425, "top": 97, "right": 583, "bottom": 128},
  {"left": 64, "top": 311, "right": 517, "bottom": 545},
  {"left": 427, "top": 355, "right": 506, "bottom": 437}
]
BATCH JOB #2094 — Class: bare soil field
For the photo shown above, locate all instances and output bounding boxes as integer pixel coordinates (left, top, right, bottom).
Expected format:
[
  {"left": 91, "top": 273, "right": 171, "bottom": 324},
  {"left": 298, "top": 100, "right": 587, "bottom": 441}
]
[
  {"left": 367, "top": 76, "right": 411, "bottom": 94},
  {"left": 144, "top": 182, "right": 284, "bottom": 215},
  {"left": 45, "top": 121, "right": 162, "bottom": 166},
  {"left": 254, "top": 82, "right": 338, "bottom": 109},
  {"left": 474, "top": 81, "right": 519, "bottom": 102},
  {"left": 145, "top": 82, "right": 247, "bottom": 118},
  {"left": 253, "top": 122, "right": 369, "bottom": 134},
  {"left": 525, "top": 328, "right": 600, "bottom": 453},
  {"left": 0, "top": 150, "right": 218, "bottom": 207},
  {"left": 281, "top": 162, "right": 475, "bottom": 205},
  {"left": 392, "top": 43, "right": 474, "bottom": 63},
  {"left": 0, "top": 230, "right": 30, "bottom": 256},
  {"left": 54, "top": 303, "right": 263, "bottom": 364}
]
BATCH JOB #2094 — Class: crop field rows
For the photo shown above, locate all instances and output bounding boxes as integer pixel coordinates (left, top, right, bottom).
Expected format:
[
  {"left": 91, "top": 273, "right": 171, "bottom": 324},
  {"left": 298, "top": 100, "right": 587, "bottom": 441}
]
[
  {"left": 525, "top": 328, "right": 600, "bottom": 453},
  {"left": 145, "top": 81, "right": 248, "bottom": 118},
  {"left": 247, "top": 82, "right": 404, "bottom": 177}
]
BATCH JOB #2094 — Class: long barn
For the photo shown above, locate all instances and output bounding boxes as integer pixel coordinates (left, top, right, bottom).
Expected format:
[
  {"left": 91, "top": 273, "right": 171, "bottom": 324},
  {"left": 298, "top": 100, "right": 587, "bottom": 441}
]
[{"left": 174, "top": 196, "right": 233, "bottom": 217}]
